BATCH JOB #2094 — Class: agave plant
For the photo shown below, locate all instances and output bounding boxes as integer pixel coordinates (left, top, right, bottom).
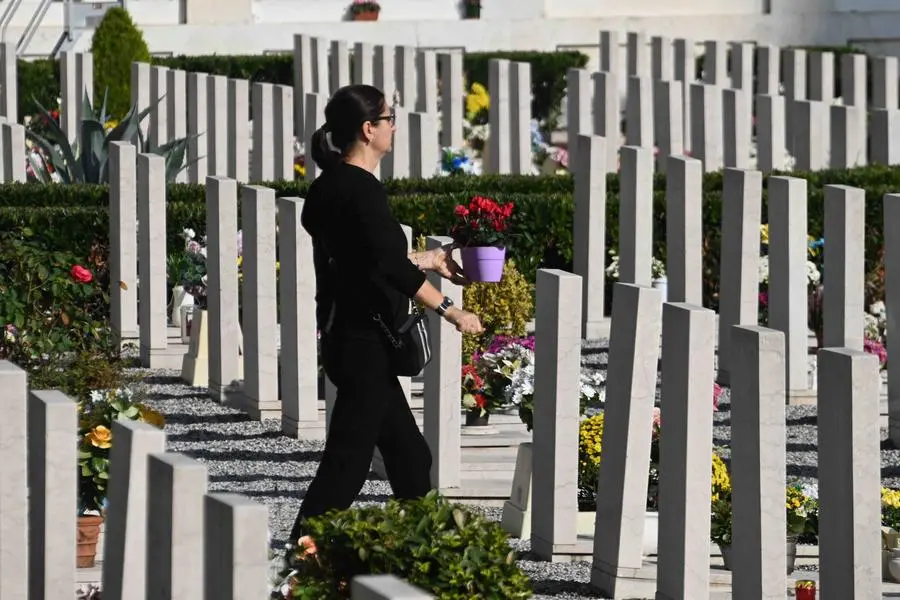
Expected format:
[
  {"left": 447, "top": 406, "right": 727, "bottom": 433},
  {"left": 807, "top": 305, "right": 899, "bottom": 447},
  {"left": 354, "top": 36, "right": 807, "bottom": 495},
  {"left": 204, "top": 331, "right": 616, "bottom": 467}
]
[{"left": 26, "top": 89, "right": 197, "bottom": 184}]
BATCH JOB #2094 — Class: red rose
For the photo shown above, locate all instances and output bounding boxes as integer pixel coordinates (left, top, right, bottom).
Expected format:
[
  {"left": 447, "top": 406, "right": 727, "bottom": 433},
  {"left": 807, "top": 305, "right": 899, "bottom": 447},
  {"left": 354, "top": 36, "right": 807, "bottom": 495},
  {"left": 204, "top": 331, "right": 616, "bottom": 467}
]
[
  {"left": 71, "top": 265, "right": 93, "bottom": 283},
  {"left": 454, "top": 205, "right": 469, "bottom": 218}
]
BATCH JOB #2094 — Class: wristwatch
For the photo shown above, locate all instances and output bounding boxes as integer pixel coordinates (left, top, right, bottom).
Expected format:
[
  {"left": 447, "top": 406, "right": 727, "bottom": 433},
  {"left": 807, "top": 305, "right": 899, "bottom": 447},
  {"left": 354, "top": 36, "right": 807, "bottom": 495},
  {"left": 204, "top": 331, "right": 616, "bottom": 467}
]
[{"left": 435, "top": 296, "right": 454, "bottom": 316}]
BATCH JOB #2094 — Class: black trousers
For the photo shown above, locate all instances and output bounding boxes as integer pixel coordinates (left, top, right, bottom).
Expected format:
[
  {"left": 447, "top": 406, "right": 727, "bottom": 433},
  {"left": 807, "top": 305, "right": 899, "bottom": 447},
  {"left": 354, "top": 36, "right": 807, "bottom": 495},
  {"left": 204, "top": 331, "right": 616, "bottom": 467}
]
[{"left": 289, "top": 330, "right": 433, "bottom": 542}]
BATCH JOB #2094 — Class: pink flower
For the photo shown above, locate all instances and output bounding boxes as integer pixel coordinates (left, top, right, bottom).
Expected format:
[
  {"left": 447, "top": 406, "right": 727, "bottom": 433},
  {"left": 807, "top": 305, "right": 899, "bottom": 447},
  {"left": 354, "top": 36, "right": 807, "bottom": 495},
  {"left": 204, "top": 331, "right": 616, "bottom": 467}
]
[
  {"left": 758, "top": 291, "right": 768, "bottom": 308},
  {"left": 70, "top": 265, "right": 93, "bottom": 284},
  {"left": 713, "top": 383, "right": 723, "bottom": 411},
  {"left": 864, "top": 338, "right": 888, "bottom": 366}
]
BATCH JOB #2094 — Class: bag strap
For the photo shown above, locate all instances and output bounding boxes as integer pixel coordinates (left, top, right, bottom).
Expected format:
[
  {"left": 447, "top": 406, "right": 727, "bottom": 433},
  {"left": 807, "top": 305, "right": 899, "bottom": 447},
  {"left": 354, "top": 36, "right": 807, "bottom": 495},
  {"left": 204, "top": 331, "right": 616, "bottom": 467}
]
[{"left": 315, "top": 235, "right": 419, "bottom": 336}]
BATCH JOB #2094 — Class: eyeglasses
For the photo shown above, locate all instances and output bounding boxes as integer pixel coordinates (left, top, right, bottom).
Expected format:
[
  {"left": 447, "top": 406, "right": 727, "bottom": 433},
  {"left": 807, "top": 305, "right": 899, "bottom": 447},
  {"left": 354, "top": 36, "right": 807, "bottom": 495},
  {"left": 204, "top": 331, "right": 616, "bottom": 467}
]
[{"left": 371, "top": 107, "right": 396, "bottom": 126}]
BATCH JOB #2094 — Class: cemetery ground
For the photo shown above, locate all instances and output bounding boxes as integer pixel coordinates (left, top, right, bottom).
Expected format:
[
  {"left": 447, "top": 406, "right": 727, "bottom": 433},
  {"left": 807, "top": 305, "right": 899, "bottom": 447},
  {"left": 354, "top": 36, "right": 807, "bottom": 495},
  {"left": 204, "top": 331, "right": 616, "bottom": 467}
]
[{"left": 124, "top": 341, "right": 900, "bottom": 600}]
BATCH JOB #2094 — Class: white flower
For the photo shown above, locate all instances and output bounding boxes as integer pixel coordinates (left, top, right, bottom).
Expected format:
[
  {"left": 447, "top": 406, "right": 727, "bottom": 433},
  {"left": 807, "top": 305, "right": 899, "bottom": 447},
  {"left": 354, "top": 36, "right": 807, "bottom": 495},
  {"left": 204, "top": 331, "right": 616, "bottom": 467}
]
[
  {"left": 800, "top": 482, "right": 818, "bottom": 501},
  {"left": 89, "top": 390, "right": 104, "bottom": 404},
  {"left": 758, "top": 255, "right": 769, "bottom": 285},
  {"left": 871, "top": 301, "right": 886, "bottom": 318},
  {"left": 605, "top": 250, "right": 620, "bottom": 279},
  {"left": 806, "top": 261, "right": 820, "bottom": 286},
  {"left": 865, "top": 313, "right": 881, "bottom": 340},
  {"left": 580, "top": 370, "right": 606, "bottom": 402},
  {"left": 182, "top": 228, "right": 196, "bottom": 241},
  {"left": 505, "top": 362, "right": 535, "bottom": 406}
]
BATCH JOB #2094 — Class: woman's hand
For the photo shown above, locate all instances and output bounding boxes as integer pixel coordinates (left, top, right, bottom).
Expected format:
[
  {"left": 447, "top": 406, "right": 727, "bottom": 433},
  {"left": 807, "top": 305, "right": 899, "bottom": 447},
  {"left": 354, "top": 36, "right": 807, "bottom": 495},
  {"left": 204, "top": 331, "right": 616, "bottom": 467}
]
[
  {"left": 444, "top": 307, "right": 484, "bottom": 334},
  {"left": 423, "top": 246, "right": 470, "bottom": 285}
]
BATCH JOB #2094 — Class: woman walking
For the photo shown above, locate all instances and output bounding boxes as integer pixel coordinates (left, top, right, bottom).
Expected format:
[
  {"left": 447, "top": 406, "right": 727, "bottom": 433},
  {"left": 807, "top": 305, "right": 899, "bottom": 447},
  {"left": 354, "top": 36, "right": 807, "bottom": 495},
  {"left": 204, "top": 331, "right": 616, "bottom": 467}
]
[{"left": 289, "top": 84, "right": 485, "bottom": 543}]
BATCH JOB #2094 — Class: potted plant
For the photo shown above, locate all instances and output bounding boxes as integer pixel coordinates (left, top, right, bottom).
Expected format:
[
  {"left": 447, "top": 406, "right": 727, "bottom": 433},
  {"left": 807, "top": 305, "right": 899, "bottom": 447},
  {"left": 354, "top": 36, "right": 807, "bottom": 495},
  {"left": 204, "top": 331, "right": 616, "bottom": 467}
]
[
  {"left": 450, "top": 195, "right": 514, "bottom": 282},
  {"left": 77, "top": 387, "right": 165, "bottom": 568},
  {"left": 795, "top": 580, "right": 816, "bottom": 600},
  {"left": 711, "top": 464, "right": 818, "bottom": 575},
  {"left": 348, "top": 0, "right": 381, "bottom": 20},
  {"left": 461, "top": 0, "right": 481, "bottom": 19}
]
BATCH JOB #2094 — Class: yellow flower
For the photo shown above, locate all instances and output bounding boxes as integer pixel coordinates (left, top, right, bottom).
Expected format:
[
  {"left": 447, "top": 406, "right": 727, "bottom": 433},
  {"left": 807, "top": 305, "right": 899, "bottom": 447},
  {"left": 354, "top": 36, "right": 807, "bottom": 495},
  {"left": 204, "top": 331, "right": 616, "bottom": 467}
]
[
  {"left": 294, "top": 163, "right": 306, "bottom": 178},
  {"left": 807, "top": 235, "right": 818, "bottom": 257},
  {"left": 883, "top": 487, "right": 900, "bottom": 508},
  {"left": 138, "top": 405, "right": 166, "bottom": 429},
  {"left": 465, "top": 83, "right": 490, "bottom": 118},
  {"left": 103, "top": 119, "right": 119, "bottom": 132},
  {"left": 86, "top": 425, "right": 112, "bottom": 449},
  {"left": 760, "top": 223, "right": 769, "bottom": 245}
]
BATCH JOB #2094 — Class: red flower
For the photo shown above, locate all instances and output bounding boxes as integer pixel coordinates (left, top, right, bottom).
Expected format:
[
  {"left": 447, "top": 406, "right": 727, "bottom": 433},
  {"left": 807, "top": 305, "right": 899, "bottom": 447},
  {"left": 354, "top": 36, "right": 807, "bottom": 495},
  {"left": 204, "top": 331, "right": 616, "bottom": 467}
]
[
  {"left": 474, "top": 393, "right": 487, "bottom": 408},
  {"left": 71, "top": 265, "right": 93, "bottom": 283},
  {"left": 454, "top": 205, "right": 469, "bottom": 217}
]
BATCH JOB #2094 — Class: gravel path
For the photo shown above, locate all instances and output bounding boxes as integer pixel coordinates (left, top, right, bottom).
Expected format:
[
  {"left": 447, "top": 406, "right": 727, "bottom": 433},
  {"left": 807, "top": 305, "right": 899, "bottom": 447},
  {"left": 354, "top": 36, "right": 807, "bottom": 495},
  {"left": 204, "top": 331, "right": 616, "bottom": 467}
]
[{"left": 131, "top": 338, "right": 900, "bottom": 600}]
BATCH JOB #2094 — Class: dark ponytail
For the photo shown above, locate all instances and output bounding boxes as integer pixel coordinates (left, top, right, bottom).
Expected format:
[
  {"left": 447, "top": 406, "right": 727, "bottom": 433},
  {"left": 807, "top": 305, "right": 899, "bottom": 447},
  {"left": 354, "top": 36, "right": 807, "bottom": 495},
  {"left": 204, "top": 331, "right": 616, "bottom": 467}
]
[
  {"left": 309, "top": 125, "right": 342, "bottom": 171},
  {"left": 309, "top": 84, "right": 387, "bottom": 171}
]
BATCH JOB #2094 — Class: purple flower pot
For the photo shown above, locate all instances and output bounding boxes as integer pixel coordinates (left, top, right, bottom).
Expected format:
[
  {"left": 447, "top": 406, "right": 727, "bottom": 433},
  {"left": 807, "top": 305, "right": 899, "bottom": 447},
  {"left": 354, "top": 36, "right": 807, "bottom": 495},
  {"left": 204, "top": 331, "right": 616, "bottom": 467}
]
[{"left": 460, "top": 246, "right": 506, "bottom": 282}]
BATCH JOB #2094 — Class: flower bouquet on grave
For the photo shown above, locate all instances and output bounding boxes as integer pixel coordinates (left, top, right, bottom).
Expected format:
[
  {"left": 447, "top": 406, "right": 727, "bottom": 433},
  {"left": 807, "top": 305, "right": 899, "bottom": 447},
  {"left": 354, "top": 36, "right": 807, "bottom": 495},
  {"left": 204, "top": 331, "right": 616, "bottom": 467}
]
[
  {"left": 348, "top": 0, "right": 380, "bottom": 20},
  {"left": 76, "top": 387, "right": 165, "bottom": 568},
  {"left": 449, "top": 195, "right": 513, "bottom": 282},
  {"left": 439, "top": 146, "right": 477, "bottom": 176},
  {"left": 460, "top": 364, "right": 503, "bottom": 425}
]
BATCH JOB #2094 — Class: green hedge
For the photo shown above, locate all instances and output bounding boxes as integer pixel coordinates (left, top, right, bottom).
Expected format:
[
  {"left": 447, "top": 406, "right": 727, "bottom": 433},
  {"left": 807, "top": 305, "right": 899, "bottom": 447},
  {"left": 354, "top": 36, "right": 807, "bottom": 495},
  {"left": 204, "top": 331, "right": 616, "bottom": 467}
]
[
  {"left": 16, "top": 49, "right": 588, "bottom": 126},
  {"left": 3, "top": 164, "right": 898, "bottom": 309}
]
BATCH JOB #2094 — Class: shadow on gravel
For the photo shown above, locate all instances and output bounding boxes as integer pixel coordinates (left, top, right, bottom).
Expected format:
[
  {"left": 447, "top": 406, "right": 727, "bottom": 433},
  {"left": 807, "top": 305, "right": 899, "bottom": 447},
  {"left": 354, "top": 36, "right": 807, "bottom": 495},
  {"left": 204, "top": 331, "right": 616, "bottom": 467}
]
[
  {"left": 161, "top": 412, "right": 250, "bottom": 425},
  {"left": 787, "top": 414, "right": 818, "bottom": 426},
  {"left": 210, "top": 472, "right": 314, "bottom": 484},
  {"left": 184, "top": 448, "right": 322, "bottom": 463},
  {"left": 143, "top": 391, "right": 207, "bottom": 401},
  {"left": 787, "top": 464, "right": 818, "bottom": 478},
  {"left": 168, "top": 429, "right": 286, "bottom": 443},
  {"left": 530, "top": 579, "right": 603, "bottom": 597},
  {"left": 138, "top": 375, "right": 187, "bottom": 386},
  {"left": 786, "top": 441, "right": 818, "bottom": 453}
]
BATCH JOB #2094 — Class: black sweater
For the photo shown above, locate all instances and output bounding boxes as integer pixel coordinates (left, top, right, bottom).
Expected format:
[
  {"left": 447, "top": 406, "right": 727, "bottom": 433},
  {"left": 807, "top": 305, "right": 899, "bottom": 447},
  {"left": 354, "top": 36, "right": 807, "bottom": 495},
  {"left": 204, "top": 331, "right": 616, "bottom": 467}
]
[{"left": 300, "top": 161, "right": 426, "bottom": 337}]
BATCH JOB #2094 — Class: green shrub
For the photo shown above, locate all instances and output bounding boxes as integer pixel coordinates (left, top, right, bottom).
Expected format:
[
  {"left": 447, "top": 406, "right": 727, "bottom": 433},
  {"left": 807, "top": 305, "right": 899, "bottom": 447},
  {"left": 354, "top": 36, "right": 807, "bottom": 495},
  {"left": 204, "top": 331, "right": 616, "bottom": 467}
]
[
  {"left": 0, "top": 230, "right": 117, "bottom": 373},
  {"left": 90, "top": 7, "right": 151, "bottom": 118},
  {"left": 18, "top": 58, "right": 58, "bottom": 122},
  {"left": 277, "top": 490, "right": 532, "bottom": 599},
  {"left": 461, "top": 260, "right": 534, "bottom": 360}
]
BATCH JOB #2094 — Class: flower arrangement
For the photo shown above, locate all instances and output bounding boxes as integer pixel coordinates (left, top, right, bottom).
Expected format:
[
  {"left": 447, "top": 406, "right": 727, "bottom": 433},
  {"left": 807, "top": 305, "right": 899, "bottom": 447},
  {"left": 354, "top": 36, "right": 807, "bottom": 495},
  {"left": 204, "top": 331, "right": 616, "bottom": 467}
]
[
  {"left": 439, "top": 146, "right": 478, "bottom": 176},
  {"left": 758, "top": 224, "right": 822, "bottom": 326},
  {"left": 605, "top": 249, "right": 666, "bottom": 281},
  {"left": 167, "top": 228, "right": 208, "bottom": 307},
  {"left": 786, "top": 482, "right": 819, "bottom": 538},
  {"left": 450, "top": 196, "right": 514, "bottom": 281},
  {"left": 864, "top": 301, "right": 888, "bottom": 369},
  {"left": 450, "top": 196, "right": 514, "bottom": 248},
  {"left": 463, "top": 83, "right": 489, "bottom": 154},
  {"left": 465, "top": 82, "right": 489, "bottom": 123},
  {"left": 78, "top": 387, "right": 165, "bottom": 513},
  {"left": 348, "top": 0, "right": 380, "bottom": 16},
  {"left": 461, "top": 364, "right": 492, "bottom": 417},
  {"left": 883, "top": 487, "right": 900, "bottom": 533},
  {"left": 709, "top": 458, "right": 819, "bottom": 547}
]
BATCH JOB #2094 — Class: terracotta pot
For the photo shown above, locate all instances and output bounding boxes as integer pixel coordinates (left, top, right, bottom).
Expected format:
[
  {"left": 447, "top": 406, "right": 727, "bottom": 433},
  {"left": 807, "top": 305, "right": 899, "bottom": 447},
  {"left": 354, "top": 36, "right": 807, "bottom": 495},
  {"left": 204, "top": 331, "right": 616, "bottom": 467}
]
[
  {"left": 77, "top": 514, "right": 104, "bottom": 568},
  {"left": 353, "top": 10, "right": 379, "bottom": 20}
]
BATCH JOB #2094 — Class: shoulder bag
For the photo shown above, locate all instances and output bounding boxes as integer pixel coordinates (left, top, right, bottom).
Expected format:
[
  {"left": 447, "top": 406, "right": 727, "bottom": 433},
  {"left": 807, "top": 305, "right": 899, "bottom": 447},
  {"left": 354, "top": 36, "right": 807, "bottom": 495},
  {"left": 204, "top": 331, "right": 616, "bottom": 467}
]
[{"left": 317, "top": 238, "right": 433, "bottom": 377}]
